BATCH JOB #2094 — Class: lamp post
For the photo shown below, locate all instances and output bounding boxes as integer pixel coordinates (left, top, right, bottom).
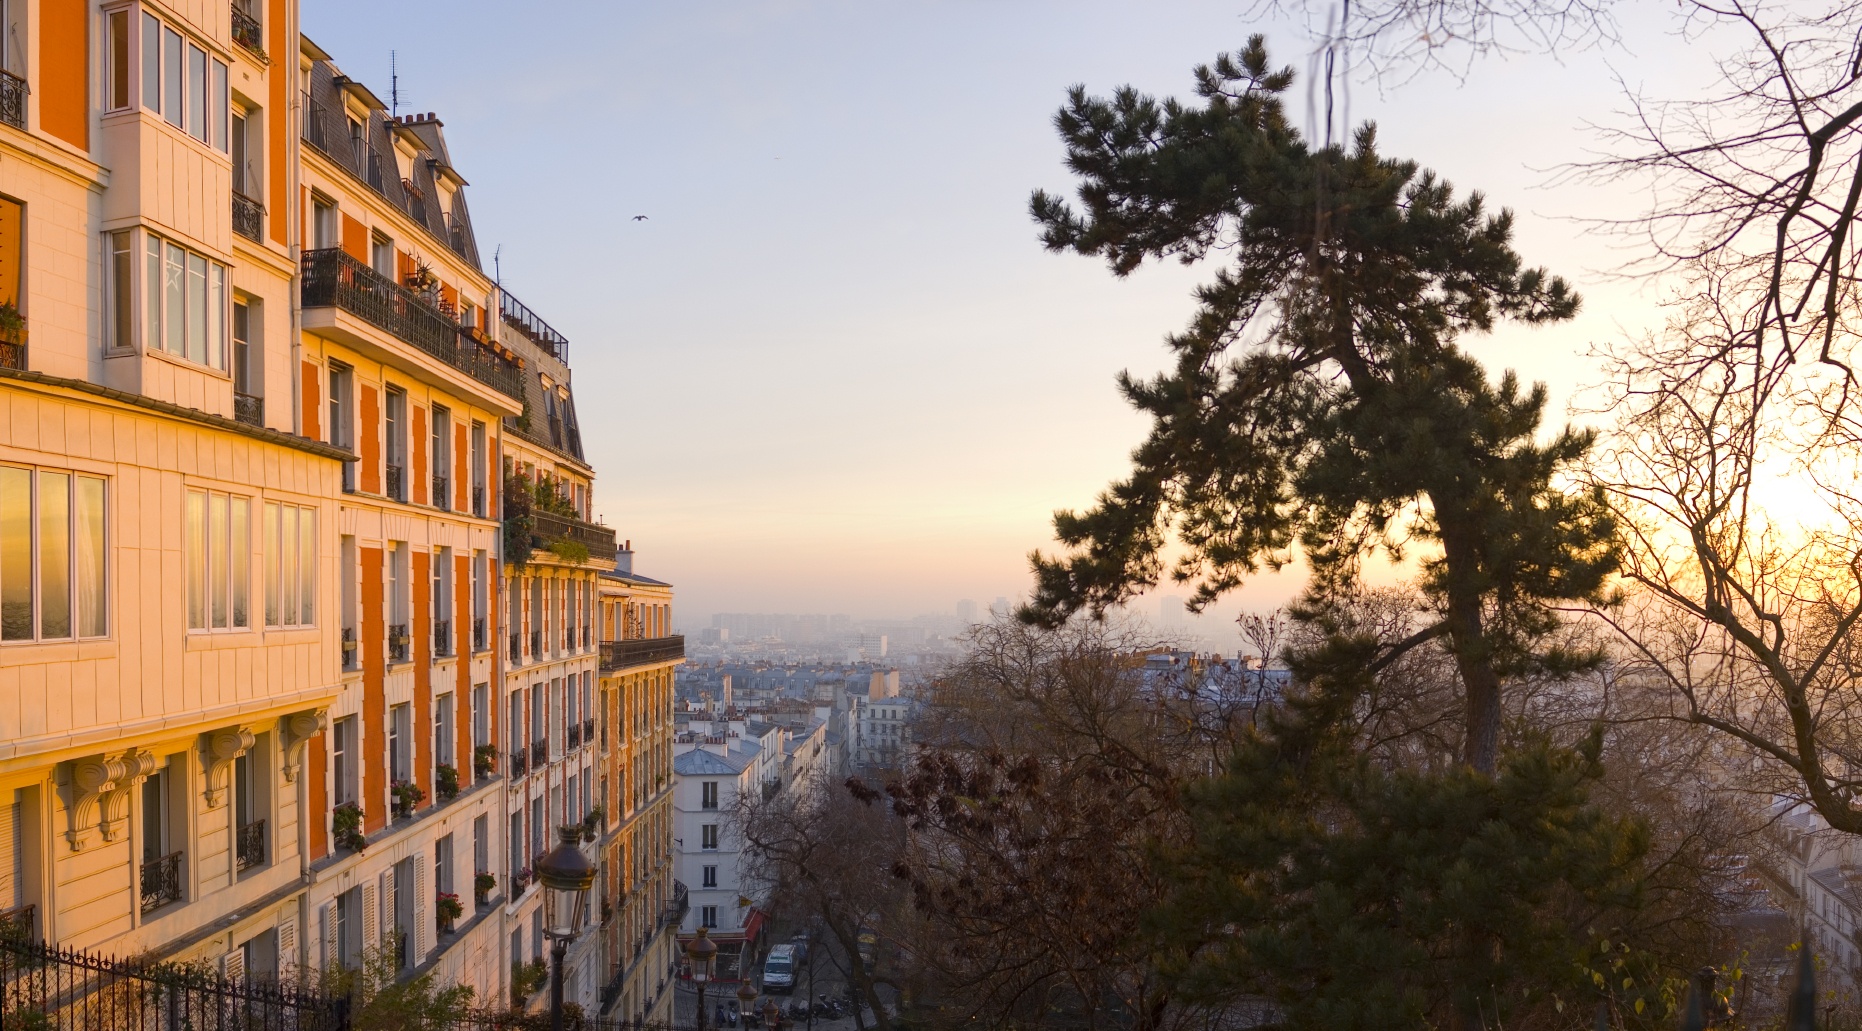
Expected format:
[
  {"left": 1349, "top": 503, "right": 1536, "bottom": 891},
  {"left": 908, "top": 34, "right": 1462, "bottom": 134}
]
[
  {"left": 738, "top": 979, "right": 758, "bottom": 1028},
  {"left": 536, "top": 825, "right": 597, "bottom": 1031},
  {"left": 687, "top": 925, "right": 719, "bottom": 1031},
  {"left": 764, "top": 998, "right": 784, "bottom": 1031}
]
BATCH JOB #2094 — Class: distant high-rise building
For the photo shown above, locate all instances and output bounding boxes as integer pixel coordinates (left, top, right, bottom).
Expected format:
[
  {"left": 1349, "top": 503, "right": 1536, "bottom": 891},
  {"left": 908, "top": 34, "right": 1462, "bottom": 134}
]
[
  {"left": 992, "top": 596, "right": 1010, "bottom": 618},
  {"left": 1160, "top": 596, "right": 1185, "bottom": 626},
  {"left": 957, "top": 599, "right": 978, "bottom": 624}
]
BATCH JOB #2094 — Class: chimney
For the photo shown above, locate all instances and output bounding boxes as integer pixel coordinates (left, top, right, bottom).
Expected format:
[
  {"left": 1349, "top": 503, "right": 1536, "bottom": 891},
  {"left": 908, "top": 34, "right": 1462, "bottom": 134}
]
[{"left": 615, "top": 540, "right": 633, "bottom": 575}]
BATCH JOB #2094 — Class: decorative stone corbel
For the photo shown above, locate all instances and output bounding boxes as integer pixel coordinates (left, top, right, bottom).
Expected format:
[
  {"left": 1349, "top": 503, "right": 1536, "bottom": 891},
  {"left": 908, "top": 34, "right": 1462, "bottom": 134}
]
[
  {"left": 201, "top": 727, "right": 256, "bottom": 808},
  {"left": 100, "top": 749, "right": 157, "bottom": 843},
  {"left": 61, "top": 754, "right": 126, "bottom": 852},
  {"left": 279, "top": 707, "right": 329, "bottom": 784}
]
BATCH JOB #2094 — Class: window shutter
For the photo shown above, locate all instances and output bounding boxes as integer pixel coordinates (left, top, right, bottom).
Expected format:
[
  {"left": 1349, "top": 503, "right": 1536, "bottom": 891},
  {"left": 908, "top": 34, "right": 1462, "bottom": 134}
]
[
  {"left": 320, "top": 904, "right": 336, "bottom": 970},
  {"left": 222, "top": 948, "right": 246, "bottom": 983},
  {"left": 413, "top": 852, "right": 429, "bottom": 960},
  {"left": 0, "top": 798, "right": 18, "bottom": 912},
  {"left": 278, "top": 918, "right": 298, "bottom": 977},
  {"left": 361, "top": 881, "right": 379, "bottom": 950},
  {"left": 379, "top": 872, "right": 394, "bottom": 948}
]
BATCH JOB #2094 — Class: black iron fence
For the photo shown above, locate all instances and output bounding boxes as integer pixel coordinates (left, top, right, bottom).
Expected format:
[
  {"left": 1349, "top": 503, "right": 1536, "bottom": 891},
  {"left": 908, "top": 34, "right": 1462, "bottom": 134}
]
[
  {"left": 233, "top": 191, "right": 264, "bottom": 242},
  {"left": 0, "top": 69, "right": 24, "bottom": 131},
  {"left": 230, "top": 3, "right": 265, "bottom": 57},
  {"left": 531, "top": 511, "right": 617, "bottom": 555},
  {"left": 236, "top": 819, "right": 266, "bottom": 871},
  {"left": 235, "top": 390, "right": 265, "bottom": 427},
  {"left": 139, "top": 853, "right": 183, "bottom": 915},
  {"left": 599, "top": 637, "right": 685, "bottom": 674},
  {"left": 434, "top": 620, "right": 452, "bottom": 657}
]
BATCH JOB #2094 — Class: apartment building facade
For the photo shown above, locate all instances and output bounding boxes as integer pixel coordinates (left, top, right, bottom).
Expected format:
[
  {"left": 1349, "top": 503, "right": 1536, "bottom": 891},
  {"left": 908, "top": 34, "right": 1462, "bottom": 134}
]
[{"left": 0, "top": 0, "right": 682, "bottom": 1013}]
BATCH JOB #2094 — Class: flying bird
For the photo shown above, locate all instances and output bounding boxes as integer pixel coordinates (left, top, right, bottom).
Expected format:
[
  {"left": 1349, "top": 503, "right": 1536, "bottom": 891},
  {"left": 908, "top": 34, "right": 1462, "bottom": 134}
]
[{"left": 632, "top": 215, "right": 648, "bottom": 221}]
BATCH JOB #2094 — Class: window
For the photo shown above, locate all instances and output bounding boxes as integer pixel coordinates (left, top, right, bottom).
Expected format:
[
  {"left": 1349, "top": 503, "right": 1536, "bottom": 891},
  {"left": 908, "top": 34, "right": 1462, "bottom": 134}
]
[
  {"left": 387, "top": 543, "right": 408, "bottom": 659},
  {"left": 312, "top": 197, "right": 335, "bottom": 250},
  {"left": 700, "top": 906, "right": 718, "bottom": 929},
  {"left": 701, "top": 782, "right": 717, "bottom": 810},
  {"left": 261, "top": 502, "right": 315, "bottom": 627},
  {"left": 384, "top": 388, "right": 406, "bottom": 502},
  {"left": 430, "top": 406, "right": 451, "bottom": 511},
  {"left": 435, "top": 693, "right": 454, "bottom": 772},
  {"left": 140, "top": 15, "right": 228, "bottom": 150},
  {"left": 328, "top": 364, "right": 354, "bottom": 491},
  {"left": 700, "top": 824, "right": 718, "bottom": 850},
  {"left": 509, "top": 812, "right": 523, "bottom": 888},
  {"left": 186, "top": 490, "right": 248, "bottom": 632},
  {"left": 433, "top": 546, "right": 452, "bottom": 655},
  {"left": 143, "top": 233, "right": 226, "bottom": 368},
  {"left": 372, "top": 233, "right": 394, "bottom": 279},
  {"left": 232, "top": 298, "right": 257, "bottom": 400},
  {"left": 1, "top": 467, "right": 106, "bottom": 642},
  {"left": 702, "top": 865, "right": 717, "bottom": 889},
  {"left": 141, "top": 765, "right": 180, "bottom": 911},
  {"left": 471, "top": 550, "right": 485, "bottom": 650},
  {"left": 231, "top": 110, "right": 253, "bottom": 198},
  {"left": 333, "top": 715, "right": 358, "bottom": 805},
  {"left": 473, "top": 814, "right": 488, "bottom": 880},
  {"left": 472, "top": 683, "right": 488, "bottom": 750},
  {"left": 389, "top": 703, "right": 410, "bottom": 785},
  {"left": 469, "top": 423, "right": 486, "bottom": 516},
  {"left": 109, "top": 12, "right": 130, "bottom": 110}
]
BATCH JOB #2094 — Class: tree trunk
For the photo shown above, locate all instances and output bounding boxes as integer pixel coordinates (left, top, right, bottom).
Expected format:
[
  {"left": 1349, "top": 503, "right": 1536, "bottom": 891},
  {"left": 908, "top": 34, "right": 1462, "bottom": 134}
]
[{"left": 1437, "top": 518, "right": 1501, "bottom": 775}]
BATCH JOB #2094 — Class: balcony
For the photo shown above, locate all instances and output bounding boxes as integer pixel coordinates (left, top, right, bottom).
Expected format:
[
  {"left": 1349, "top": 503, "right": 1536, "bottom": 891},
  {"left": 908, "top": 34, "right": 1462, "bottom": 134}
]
[
  {"left": 388, "top": 624, "right": 410, "bottom": 664},
  {"left": 230, "top": 3, "right": 265, "bottom": 59},
  {"left": 583, "top": 718, "right": 594, "bottom": 743},
  {"left": 530, "top": 510, "right": 617, "bottom": 557},
  {"left": 508, "top": 632, "right": 521, "bottom": 664},
  {"left": 509, "top": 749, "right": 528, "bottom": 778},
  {"left": 341, "top": 626, "right": 358, "bottom": 671},
  {"left": 564, "top": 627, "right": 576, "bottom": 652},
  {"left": 599, "top": 636, "right": 685, "bottom": 674},
  {"left": 472, "top": 616, "right": 486, "bottom": 651},
  {"left": 232, "top": 191, "right": 264, "bottom": 243},
  {"left": 567, "top": 723, "right": 582, "bottom": 751},
  {"left": 0, "top": 69, "right": 23, "bottom": 131},
  {"left": 432, "top": 474, "right": 449, "bottom": 511},
  {"left": 386, "top": 463, "right": 405, "bottom": 502},
  {"left": 140, "top": 851, "right": 184, "bottom": 914},
  {"left": 472, "top": 485, "right": 485, "bottom": 517},
  {"left": 300, "top": 249, "right": 522, "bottom": 400},
  {"left": 530, "top": 629, "right": 542, "bottom": 657},
  {"left": 0, "top": 326, "right": 24, "bottom": 371},
  {"left": 236, "top": 819, "right": 266, "bottom": 871},
  {"left": 433, "top": 620, "right": 452, "bottom": 657},
  {"left": 234, "top": 391, "right": 264, "bottom": 427},
  {"left": 531, "top": 740, "right": 548, "bottom": 767}
]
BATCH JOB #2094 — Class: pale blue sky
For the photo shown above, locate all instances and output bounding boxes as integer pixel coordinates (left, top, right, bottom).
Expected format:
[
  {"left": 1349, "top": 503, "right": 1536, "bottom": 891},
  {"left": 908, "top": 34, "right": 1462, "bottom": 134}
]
[{"left": 305, "top": 1, "right": 1698, "bottom": 634}]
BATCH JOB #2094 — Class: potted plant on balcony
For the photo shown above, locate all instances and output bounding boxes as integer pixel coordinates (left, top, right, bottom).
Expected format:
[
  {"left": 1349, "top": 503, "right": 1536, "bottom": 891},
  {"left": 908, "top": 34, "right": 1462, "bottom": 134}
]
[
  {"left": 581, "top": 805, "right": 605, "bottom": 844},
  {"left": 474, "top": 871, "right": 496, "bottom": 907},
  {"left": 435, "top": 763, "right": 460, "bottom": 801},
  {"left": 390, "top": 779, "right": 425, "bottom": 819},
  {"left": 473, "top": 744, "right": 498, "bottom": 779},
  {"left": 435, "top": 891, "right": 464, "bottom": 933},
  {"left": 332, "top": 803, "right": 366, "bottom": 853}
]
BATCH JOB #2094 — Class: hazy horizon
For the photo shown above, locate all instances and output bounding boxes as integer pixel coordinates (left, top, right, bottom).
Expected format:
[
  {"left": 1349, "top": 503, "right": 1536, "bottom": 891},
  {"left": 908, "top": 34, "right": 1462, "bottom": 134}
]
[{"left": 303, "top": 1, "right": 1696, "bottom": 627}]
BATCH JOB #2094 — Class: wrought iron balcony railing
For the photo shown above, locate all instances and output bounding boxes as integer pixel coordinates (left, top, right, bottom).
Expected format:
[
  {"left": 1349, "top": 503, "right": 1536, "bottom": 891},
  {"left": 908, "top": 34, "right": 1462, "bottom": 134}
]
[
  {"left": 567, "top": 723, "right": 581, "bottom": 751},
  {"left": 530, "top": 629, "right": 542, "bottom": 657},
  {"left": 0, "top": 69, "right": 24, "bottom": 131},
  {"left": 140, "top": 851, "right": 184, "bottom": 914},
  {"left": 385, "top": 463, "right": 404, "bottom": 502},
  {"left": 472, "top": 485, "right": 485, "bottom": 517},
  {"left": 230, "top": 3, "right": 265, "bottom": 58},
  {"left": 599, "top": 636, "right": 685, "bottom": 673},
  {"left": 233, "top": 391, "right": 264, "bottom": 427},
  {"left": 583, "top": 718, "right": 595, "bottom": 741},
  {"left": 508, "top": 632, "right": 521, "bottom": 663},
  {"left": 232, "top": 191, "right": 264, "bottom": 242},
  {"left": 0, "top": 327, "right": 24, "bottom": 371},
  {"left": 531, "top": 740, "right": 548, "bottom": 767},
  {"left": 236, "top": 819, "right": 266, "bottom": 871},
  {"left": 509, "top": 749, "right": 528, "bottom": 778},
  {"left": 432, "top": 474, "right": 449, "bottom": 511},
  {"left": 433, "top": 619, "right": 451, "bottom": 657},
  {"left": 387, "top": 623, "right": 409, "bottom": 663},
  {"left": 473, "top": 616, "right": 486, "bottom": 651},
  {"left": 300, "top": 248, "right": 522, "bottom": 399},
  {"left": 530, "top": 510, "right": 617, "bottom": 556},
  {"left": 341, "top": 626, "right": 358, "bottom": 670}
]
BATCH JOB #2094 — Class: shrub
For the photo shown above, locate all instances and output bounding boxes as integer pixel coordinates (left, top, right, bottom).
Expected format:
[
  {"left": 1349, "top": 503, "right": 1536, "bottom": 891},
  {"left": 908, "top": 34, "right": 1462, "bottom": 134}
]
[{"left": 333, "top": 803, "right": 366, "bottom": 853}]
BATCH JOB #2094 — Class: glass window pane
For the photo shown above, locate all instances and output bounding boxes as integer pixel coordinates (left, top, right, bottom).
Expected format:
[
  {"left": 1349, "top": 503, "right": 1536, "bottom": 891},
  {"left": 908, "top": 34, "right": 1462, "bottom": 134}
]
[
  {"left": 263, "top": 502, "right": 278, "bottom": 626},
  {"left": 110, "top": 232, "right": 131, "bottom": 351},
  {"left": 142, "top": 14, "right": 160, "bottom": 114},
  {"left": 110, "top": 13, "right": 129, "bottom": 110},
  {"left": 187, "top": 44, "right": 206, "bottom": 142},
  {"left": 163, "top": 28, "right": 183, "bottom": 128},
  {"left": 210, "top": 492, "right": 227, "bottom": 629},
  {"left": 186, "top": 491, "right": 205, "bottom": 629},
  {"left": 212, "top": 60, "right": 228, "bottom": 152},
  {"left": 231, "top": 497, "right": 247, "bottom": 629},
  {"left": 208, "top": 264, "right": 224, "bottom": 370},
  {"left": 164, "top": 244, "right": 184, "bottom": 357},
  {"left": 146, "top": 236, "right": 163, "bottom": 351},
  {"left": 0, "top": 467, "right": 30, "bottom": 640},
  {"left": 187, "top": 253, "right": 207, "bottom": 365},
  {"left": 299, "top": 508, "right": 315, "bottom": 625},
  {"left": 281, "top": 505, "right": 297, "bottom": 625},
  {"left": 75, "top": 476, "right": 105, "bottom": 638},
  {"left": 38, "top": 473, "right": 69, "bottom": 639}
]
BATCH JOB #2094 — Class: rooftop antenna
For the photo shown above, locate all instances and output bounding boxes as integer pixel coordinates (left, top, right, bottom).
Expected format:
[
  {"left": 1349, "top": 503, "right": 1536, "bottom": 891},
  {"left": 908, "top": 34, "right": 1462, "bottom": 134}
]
[
  {"left": 494, "top": 245, "right": 502, "bottom": 287},
  {"left": 390, "top": 51, "right": 399, "bottom": 118}
]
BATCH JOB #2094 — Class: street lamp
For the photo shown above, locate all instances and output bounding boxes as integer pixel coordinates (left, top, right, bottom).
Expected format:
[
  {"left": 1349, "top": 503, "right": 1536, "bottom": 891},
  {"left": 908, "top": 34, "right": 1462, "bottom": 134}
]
[
  {"left": 687, "top": 925, "right": 719, "bottom": 1031},
  {"left": 536, "top": 825, "right": 597, "bottom": 1031},
  {"left": 738, "top": 979, "right": 758, "bottom": 1027},
  {"left": 764, "top": 998, "right": 784, "bottom": 1031}
]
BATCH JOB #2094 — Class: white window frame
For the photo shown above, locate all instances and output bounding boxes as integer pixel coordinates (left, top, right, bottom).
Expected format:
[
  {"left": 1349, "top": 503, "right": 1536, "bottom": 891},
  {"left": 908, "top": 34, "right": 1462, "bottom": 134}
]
[
  {"left": 185, "top": 488, "right": 250, "bottom": 633},
  {"left": 0, "top": 465, "right": 108, "bottom": 643}
]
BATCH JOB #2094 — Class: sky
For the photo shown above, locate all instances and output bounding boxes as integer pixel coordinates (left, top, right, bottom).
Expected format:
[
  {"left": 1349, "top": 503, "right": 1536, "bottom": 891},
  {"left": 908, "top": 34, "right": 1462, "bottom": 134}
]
[{"left": 302, "top": 1, "right": 1711, "bottom": 637}]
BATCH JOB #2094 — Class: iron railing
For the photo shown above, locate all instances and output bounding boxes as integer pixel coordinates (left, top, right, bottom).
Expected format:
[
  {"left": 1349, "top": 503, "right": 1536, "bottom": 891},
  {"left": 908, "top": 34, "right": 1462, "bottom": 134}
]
[
  {"left": 600, "top": 636, "right": 685, "bottom": 673},
  {"left": 584, "top": 718, "right": 595, "bottom": 742},
  {"left": 472, "top": 616, "right": 486, "bottom": 651},
  {"left": 509, "top": 749, "right": 528, "bottom": 778},
  {"left": 567, "top": 723, "right": 582, "bottom": 751},
  {"left": 531, "top": 510, "right": 617, "bottom": 555},
  {"left": 531, "top": 740, "right": 548, "bottom": 767},
  {"left": 300, "top": 249, "right": 522, "bottom": 399},
  {"left": 385, "top": 463, "right": 404, "bottom": 502},
  {"left": 432, "top": 474, "right": 449, "bottom": 511},
  {"left": 472, "top": 485, "right": 484, "bottom": 517},
  {"left": 0, "top": 328, "right": 24, "bottom": 371},
  {"left": 565, "top": 627, "right": 576, "bottom": 651},
  {"left": 508, "top": 632, "right": 521, "bottom": 663},
  {"left": 139, "top": 851, "right": 183, "bottom": 914},
  {"left": 232, "top": 191, "right": 264, "bottom": 242},
  {"left": 236, "top": 819, "right": 265, "bottom": 871},
  {"left": 234, "top": 391, "right": 264, "bottom": 427},
  {"left": 230, "top": 3, "right": 265, "bottom": 58},
  {"left": 388, "top": 624, "right": 409, "bottom": 663},
  {"left": 0, "top": 69, "right": 24, "bottom": 131},
  {"left": 530, "top": 629, "right": 542, "bottom": 657},
  {"left": 433, "top": 620, "right": 451, "bottom": 657},
  {"left": 341, "top": 626, "right": 358, "bottom": 670}
]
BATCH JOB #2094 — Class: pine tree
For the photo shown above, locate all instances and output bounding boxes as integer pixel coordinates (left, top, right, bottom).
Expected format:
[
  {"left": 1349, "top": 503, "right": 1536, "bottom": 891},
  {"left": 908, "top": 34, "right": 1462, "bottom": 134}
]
[{"left": 1022, "top": 38, "right": 1619, "bottom": 772}]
